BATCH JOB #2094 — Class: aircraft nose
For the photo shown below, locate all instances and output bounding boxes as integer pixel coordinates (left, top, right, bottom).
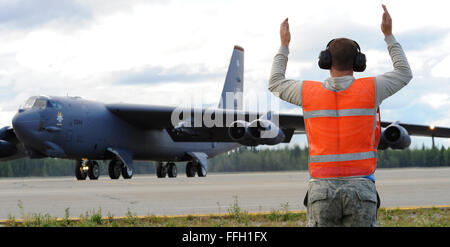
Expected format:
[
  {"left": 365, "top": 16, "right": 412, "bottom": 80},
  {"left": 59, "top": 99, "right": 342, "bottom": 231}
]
[{"left": 12, "top": 110, "right": 41, "bottom": 144}]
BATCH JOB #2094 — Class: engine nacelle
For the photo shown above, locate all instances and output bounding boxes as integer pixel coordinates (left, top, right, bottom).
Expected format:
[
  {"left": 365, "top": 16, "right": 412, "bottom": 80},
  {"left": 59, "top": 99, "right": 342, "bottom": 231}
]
[
  {"left": 228, "top": 120, "right": 258, "bottom": 146},
  {"left": 0, "top": 140, "right": 17, "bottom": 158},
  {"left": 247, "top": 119, "right": 285, "bottom": 145},
  {"left": 378, "top": 124, "right": 411, "bottom": 150},
  {"left": 0, "top": 126, "right": 12, "bottom": 140},
  {"left": 228, "top": 119, "right": 285, "bottom": 146}
]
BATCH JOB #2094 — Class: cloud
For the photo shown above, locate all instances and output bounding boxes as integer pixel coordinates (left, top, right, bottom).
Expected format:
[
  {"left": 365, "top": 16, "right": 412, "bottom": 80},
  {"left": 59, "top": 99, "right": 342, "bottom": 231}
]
[
  {"left": 77, "top": 0, "right": 167, "bottom": 16},
  {"left": 113, "top": 64, "right": 222, "bottom": 85},
  {"left": 420, "top": 93, "right": 449, "bottom": 109},
  {"left": 399, "top": 28, "right": 450, "bottom": 50},
  {"left": 0, "top": 108, "right": 14, "bottom": 127},
  {"left": 431, "top": 55, "right": 450, "bottom": 78},
  {"left": 0, "top": 0, "right": 167, "bottom": 31},
  {"left": 0, "top": 0, "right": 92, "bottom": 29}
]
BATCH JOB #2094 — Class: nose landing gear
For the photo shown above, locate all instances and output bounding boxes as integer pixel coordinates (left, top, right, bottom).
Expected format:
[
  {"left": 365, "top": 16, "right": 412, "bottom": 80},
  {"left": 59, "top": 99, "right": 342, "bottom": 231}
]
[
  {"left": 75, "top": 159, "right": 99, "bottom": 180},
  {"left": 88, "top": 161, "right": 100, "bottom": 180},
  {"left": 75, "top": 157, "right": 134, "bottom": 181}
]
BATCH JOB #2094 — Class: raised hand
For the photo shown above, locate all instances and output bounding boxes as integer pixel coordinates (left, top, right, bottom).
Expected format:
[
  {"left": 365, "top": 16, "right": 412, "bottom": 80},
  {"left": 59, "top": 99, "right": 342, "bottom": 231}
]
[
  {"left": 381, "top": 4, "right": 392, "bottom": 37},
  {"left": 280, "top": 18, "right": 291, "bottom": 47}
]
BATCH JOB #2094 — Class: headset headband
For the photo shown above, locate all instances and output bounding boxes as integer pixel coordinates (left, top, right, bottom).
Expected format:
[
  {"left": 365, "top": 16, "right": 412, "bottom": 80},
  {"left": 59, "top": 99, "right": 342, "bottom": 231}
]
[
  {"left": 327, "top": 39, "right": 361, "bottom": 53},
  {"left": 319, "top": 38, "right": 366, "bottom": 72}
]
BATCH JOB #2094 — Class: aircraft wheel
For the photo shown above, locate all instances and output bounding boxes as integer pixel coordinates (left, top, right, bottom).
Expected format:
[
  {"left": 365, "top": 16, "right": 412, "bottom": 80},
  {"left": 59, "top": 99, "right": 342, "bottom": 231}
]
[
  {"left": 167, "top": 162, "right": 177, "bottom": 178},
  {"left": 156, "top": 162, "right": 167, "bottom": 178},
  {"left": 122, "top": 165, "right": 133, "bottom": 179},
  {"left": 197, "top": 165, "right": 207, "bottom": 177},
  {"left": 108, "top": 160, "right": 121, "bottom": 179},
  {"left": 186, "top": 162, "right": 196, "bottom": 177},
  {"left": 75, "top": 160, "right": 87, "bottom": 180},
  {"left": 88, "top": 161, "right": 100, "bottom": 180}
]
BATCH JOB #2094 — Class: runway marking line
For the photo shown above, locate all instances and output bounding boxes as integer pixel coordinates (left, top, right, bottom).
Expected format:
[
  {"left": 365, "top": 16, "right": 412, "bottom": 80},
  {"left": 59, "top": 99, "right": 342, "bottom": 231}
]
[{"left": 1, "top": 204, "right": 450, "bottom": 225}]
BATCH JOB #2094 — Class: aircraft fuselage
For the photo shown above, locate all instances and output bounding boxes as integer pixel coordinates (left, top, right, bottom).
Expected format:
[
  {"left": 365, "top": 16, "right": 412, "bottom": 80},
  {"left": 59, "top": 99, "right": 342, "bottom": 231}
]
[{"left": 12, "top": 95, "right": 239, "bottom": 162}]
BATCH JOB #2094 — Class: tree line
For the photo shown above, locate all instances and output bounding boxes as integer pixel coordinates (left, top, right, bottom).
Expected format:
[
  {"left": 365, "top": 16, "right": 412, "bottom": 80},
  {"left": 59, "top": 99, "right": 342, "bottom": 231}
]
[{"left": 0, "top": 145, "right": 449, "bottom": 177}]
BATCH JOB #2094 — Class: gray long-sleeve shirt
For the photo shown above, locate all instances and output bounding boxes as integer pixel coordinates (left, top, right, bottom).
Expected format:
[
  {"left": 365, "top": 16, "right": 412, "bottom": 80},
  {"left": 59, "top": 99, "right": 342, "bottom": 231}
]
[{"left": 268, "top": 35, "right": 413, "bottom": 109}]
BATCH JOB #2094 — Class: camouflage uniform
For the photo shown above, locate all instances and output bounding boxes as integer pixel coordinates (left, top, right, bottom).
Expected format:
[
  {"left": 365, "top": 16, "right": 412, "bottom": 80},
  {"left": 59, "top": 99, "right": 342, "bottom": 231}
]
[{"left": 304, "top": 178, "right": 380, "bottom": 227}]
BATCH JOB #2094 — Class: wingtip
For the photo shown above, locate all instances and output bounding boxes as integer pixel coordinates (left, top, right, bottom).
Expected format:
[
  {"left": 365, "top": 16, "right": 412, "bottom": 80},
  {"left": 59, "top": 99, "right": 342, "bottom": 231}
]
[{"left": 234, "top": 45, "right": 244, "bottom": 52}]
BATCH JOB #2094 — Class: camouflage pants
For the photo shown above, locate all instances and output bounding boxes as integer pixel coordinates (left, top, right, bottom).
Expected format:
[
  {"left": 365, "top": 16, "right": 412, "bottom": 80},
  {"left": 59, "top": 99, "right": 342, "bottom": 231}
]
[{"left": 304, "top": 178, "right": 380, "bottom": 227}]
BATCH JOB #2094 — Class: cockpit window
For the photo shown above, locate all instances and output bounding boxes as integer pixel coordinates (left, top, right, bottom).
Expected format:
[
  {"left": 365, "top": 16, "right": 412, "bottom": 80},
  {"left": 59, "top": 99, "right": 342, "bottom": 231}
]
[
  {"left": 47, "top": 100, "right": 62, "bottom": 109},
  {"left": 21, "top": 97, "right": 62, "bottom": 110},
  {"left": 22, "top": 97, "right": 37, "bottom": 109},
  {"left": 33, "top": 99, "right": 47, "bottom": 109}
]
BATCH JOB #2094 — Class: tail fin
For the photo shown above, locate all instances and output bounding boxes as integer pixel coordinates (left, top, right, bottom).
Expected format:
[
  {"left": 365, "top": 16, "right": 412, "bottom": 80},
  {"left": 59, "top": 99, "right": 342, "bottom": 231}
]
[{"left": 218, "top": 45, "right": 244, "bottom": 110}]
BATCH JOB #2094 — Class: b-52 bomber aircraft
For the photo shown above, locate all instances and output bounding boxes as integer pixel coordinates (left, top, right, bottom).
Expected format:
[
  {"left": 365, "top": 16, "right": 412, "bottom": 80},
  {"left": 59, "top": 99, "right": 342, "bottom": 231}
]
[{"left": 1, "top": 46, "right": 449, "bottom": 180}]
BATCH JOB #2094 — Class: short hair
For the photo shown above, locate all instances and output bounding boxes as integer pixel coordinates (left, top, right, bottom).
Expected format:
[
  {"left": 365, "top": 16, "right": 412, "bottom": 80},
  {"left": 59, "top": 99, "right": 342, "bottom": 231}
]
[{"left": 329, "top": 38, "right": 358, "bottom": 71}]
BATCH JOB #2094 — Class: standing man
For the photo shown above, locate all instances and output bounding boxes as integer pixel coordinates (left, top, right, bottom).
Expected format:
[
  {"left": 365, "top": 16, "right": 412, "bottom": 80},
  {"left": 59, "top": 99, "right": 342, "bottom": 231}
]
[{"left": 269, "top": 5, "right": 412, "bottom": 226}]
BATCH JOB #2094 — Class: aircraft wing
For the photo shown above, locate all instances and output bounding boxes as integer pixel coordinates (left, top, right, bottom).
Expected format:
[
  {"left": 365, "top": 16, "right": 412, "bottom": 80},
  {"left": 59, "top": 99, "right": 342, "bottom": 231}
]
[
  {"left": 381, "top": 121, "right": 450, "bottom": 138},
  {"left": 106, "top": 103, "right": 450, "bottom": 143},
  {"left": 106, "top": 104, "right": 178, "bottom": 129},
  {"left": 106, "top": 103, "right": 304, "bottom": 143}
]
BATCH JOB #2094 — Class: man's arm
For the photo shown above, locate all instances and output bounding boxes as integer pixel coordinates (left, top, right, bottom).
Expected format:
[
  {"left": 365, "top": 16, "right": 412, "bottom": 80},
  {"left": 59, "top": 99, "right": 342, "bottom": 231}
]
[
  {"left": 375, "top": 5, "right": 413, "bottom": 106},
  {"left": 268, "top": 18, "right": 303, "bottom": 106}
]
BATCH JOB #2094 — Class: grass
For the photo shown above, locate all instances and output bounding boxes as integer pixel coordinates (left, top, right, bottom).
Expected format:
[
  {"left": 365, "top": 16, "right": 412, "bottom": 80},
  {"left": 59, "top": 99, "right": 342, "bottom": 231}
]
[
  {"left": 378, "top": 207, "right": 450, "bottom": 227},
  {"left": 2, "top": 199, "right": 450, "bottom": 227}
]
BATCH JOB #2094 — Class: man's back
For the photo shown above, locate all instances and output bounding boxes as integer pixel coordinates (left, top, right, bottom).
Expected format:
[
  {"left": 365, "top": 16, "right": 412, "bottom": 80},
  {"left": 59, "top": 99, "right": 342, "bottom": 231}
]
[
  {"left": 269, "top": 5, "right": 412, "bottom": 226},
  {"left": 268, "top": 35, "right": 412, "bottom": 111}
]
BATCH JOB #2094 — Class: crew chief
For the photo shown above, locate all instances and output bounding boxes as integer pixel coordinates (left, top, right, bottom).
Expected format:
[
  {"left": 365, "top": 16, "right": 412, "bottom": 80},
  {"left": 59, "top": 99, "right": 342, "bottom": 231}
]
[{"left": 269, "top": 5, "right": 412, "bottom": 226}]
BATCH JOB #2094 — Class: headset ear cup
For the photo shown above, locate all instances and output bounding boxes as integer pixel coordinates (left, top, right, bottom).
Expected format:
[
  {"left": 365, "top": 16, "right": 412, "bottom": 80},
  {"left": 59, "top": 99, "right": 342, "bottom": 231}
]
[
  {"left": 318, "top": 50, "right": 332, "bottom": 70},
  {"left": 353, "top": 52, "right": 366, "bottom": 72}
]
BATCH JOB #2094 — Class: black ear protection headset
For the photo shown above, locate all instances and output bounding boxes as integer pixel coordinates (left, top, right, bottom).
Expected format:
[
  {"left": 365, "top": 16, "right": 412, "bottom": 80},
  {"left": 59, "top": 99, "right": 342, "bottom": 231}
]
[{"left": 318, "top": 39, "right": 366, "bottom": 72}]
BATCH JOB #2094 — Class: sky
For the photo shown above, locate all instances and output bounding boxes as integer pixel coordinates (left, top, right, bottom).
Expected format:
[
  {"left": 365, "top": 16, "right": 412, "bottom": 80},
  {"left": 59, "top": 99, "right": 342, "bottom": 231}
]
[{"left": 0, "top": 0, "right": 449, "bottom": 148}]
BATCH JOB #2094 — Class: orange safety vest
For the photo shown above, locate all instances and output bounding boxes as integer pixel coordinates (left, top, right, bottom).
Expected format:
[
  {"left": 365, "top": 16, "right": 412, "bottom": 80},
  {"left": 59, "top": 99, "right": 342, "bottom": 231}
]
[{"left": 302, "top": 77, "right": 379, "bottom": 178}]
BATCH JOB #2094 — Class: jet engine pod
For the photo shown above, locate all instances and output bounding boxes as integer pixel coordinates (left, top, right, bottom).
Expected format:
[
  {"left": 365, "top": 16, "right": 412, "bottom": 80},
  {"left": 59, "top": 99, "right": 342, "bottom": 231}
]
[
  {"left": 247, "top": 119, "right": 285, "bottom": 146},
  {"left": 377, "top": 137, "right": 389, "bottom": 150},
  {"left": 0, "top": 140, "right": 17, "bottom": 158},
  {"left": 380, "top": 124, "right": 411, "bottom": 150},
  {"left": 0, "top": 126, "right": 13, "bottom": 140},
  {"left": 228, "top": 120, "right": 258, "bottom": 146}
]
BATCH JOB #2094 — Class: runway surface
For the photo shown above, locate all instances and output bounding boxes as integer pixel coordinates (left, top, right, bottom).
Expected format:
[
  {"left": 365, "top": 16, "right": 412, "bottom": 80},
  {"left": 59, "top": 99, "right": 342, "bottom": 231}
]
[{"left": 1, "top": 167, "right": 450, "bottom": 219}]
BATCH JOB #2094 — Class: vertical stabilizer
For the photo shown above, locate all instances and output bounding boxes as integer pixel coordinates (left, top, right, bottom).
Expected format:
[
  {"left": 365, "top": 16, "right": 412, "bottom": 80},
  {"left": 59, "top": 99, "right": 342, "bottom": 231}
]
[{"left": 218, "top": 45, "right": 244, "bottom": 110}]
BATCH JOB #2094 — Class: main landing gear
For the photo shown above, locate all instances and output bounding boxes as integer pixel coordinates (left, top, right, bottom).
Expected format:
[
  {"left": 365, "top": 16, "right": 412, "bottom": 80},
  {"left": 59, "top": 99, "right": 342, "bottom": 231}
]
[
  {"left": 186, "top": 161, "right": 207, "bottom": 177},
  {"left": 75, "top": 159, "right": 100, "bottom": 180},
  {"left": 75, "top": 158, "right": 133, "bottom": 180},
  {"left": 109, "top": 158, "right": 133, "bottom": 179},
  {"left": 156, "top": 162, "right": 177, "bottom": 178},
  {"left": 155, "top": 161, "right": 206, "bottom": 178}
]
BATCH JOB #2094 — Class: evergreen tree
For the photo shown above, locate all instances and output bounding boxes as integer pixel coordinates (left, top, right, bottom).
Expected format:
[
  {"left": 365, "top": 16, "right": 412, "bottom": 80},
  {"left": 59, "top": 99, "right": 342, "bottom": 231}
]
[{"left": 0, "top": 146, "right": 449, "bottom": 177}]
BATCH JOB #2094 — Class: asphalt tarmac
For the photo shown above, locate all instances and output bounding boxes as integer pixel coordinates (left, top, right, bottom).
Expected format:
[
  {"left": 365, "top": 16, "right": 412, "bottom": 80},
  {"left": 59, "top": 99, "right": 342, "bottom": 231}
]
[{"left": 1, "top": 167, "right": 450, "bottom": 219}]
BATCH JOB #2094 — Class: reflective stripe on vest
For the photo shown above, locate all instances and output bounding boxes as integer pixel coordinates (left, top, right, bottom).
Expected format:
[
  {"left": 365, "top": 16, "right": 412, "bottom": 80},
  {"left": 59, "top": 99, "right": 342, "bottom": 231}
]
[
  {"left": 309, "top": 151, "right": 377, "bottom": 163},
  {"left": 375, "top": 108, "right": 381, "bottom": 148},
  {"left": 303, "top": 108, "right": 375, "bottom": 119},
  {"left": 302, "top": 77, "right": 377, "bottom": 178}
]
